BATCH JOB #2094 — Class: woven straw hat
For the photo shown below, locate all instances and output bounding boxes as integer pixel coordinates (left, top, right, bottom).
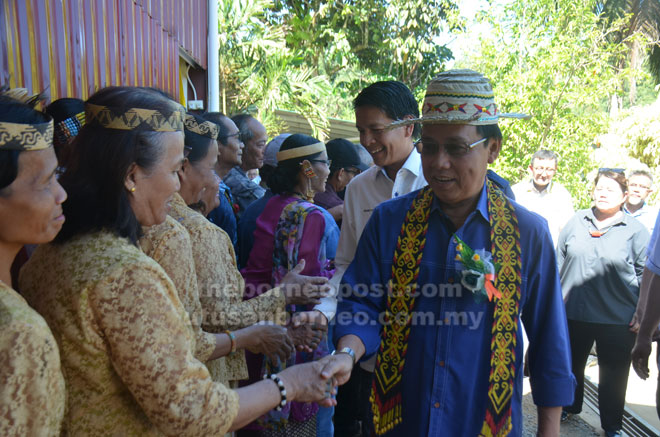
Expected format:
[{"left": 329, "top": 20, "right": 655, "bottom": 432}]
[{"left": 389, "top": 69, "right": 529, "bottom": 127}]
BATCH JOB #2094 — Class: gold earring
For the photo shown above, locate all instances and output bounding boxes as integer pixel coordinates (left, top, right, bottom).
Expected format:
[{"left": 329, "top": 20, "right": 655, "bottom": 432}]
[
  {"left": 305, "top": 178, "right": 315, "bottom": 202},
  {"left": 130, "top": 187, "right": 136, "bottom": 193}
]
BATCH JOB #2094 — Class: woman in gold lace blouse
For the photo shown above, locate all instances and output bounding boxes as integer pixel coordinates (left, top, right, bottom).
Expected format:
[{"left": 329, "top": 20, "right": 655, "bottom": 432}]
[
  {"left": 19, "top": 87, "right": 338, "bottom": 437},
  {"left": 171, "top": 113, "right": 328, "bottom": 386},
  {"left": 0, "top": 96, "right": 67, "bottom": 436}
]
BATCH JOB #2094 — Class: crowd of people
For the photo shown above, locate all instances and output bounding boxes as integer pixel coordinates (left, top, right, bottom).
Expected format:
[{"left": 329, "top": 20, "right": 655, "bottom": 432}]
[{"left": 0, "top": 67, "right": 659, "bottom": 437}]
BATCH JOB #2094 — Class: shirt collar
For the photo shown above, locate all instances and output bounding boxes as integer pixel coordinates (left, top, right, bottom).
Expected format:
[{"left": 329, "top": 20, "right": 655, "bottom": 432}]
[
  {"left": 623, "top": 202, "right": 647, "bottom": 216},
  {"left": 430, "top": 179, "right": 490, "bottom": 224},
  {"left": 584, "top": 207, "right": 628, "bottom": 227},
  {"left": 526, "top": 178, "right": 553, "bottom": 194},
  {"left": 376, "top": 146, "right": 422, "bottom": 181}
]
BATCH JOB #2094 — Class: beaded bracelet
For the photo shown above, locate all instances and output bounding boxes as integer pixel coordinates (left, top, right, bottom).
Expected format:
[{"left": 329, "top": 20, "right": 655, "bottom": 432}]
[
  {"left": 264, "top": 373, "right": 287, "bottom": 411},
  {"left": 224, "top": 330, "right": 236, "bottom": 354}
]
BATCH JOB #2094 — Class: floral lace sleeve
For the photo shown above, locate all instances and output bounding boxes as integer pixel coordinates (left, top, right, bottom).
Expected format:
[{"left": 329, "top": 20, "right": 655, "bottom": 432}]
[
  {"left": 140, "top": 218, "right": 217, "bottom": 362},
  {"left": 191, "top": 224, "right": 286, "bottom": 332},
  {"left": 0, "top": 286, "right": 65, "bottom": 437},
  {"left": 89, "top": 261, "right": 238, "bottom": 436}
]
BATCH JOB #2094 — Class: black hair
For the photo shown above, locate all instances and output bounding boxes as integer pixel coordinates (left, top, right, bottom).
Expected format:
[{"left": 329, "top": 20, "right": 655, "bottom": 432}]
[
  {"left": 476, "top": 124, "right": 503, "bottom": 142},
  {"left": 268, "top": 134, "right": 323, "bottom": 194},
  {"left": 184, "top": 113, "right": 214, "bottom": 163},
  {"left": 56, "top": 86, "right": 180, "bottom": 245},
  {"left": 0, "top": 95, "right": 50, "bottom": 192},
  {"left": 354, "top": 81, "right": 421, "bottom": 137},
  {"left": 530, "top": 149, "right": 557, "bottom": 167},
  {"left": 45, "top": 98, "right": 84, "bottom": 123},
  {"left": 231, "top": 113, "right": 255, "bottom": 144},
  {"left": 201, "top": 112, "right": 231, "bottom": 146}
]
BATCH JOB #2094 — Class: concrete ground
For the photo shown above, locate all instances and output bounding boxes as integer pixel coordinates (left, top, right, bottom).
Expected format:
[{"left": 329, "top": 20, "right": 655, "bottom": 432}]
[{"left": 522, "top": 343, "right": 660, "bottom": 436}]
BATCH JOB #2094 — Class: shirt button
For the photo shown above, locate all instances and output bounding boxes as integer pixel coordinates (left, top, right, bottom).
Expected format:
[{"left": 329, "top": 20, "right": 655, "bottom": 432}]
[
  {"left": 434, "top": 402, "right": 440, "bottom": 408},
  {"left": 438, "top": 361, "right": 445, "bottom": 367},
  {"left": 448, "top": 277, "right": 454, "bottom": 284}
]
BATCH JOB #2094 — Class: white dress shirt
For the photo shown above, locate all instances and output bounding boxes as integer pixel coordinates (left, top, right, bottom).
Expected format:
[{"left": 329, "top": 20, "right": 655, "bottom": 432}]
[
  {"left": 318, "top": 147, "right": 427, "bottom": 322},
  {"left": 511, "top": 179, "right": 574, "bottom": 247}
]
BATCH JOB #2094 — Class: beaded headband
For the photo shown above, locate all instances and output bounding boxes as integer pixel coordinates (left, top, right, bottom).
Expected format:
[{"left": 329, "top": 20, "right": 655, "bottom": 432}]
[
  {"left": 54, "top": 111, "right": 85, "bottom": 147},
  {"left": 276, "top": 142, "right": 326, "bottom": 162},
  {"left": 184, "top": 113, "right": 219, "bottom": 139},
  {"left": 85, "top": 103, "right": 185, "bottom": 132},
  {"left": 0, "top": 118, "right": 54, "bottom": 151}
]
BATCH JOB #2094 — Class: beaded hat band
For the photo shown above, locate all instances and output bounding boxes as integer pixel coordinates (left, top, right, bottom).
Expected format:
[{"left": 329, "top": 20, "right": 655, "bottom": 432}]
[
  {"left": 85, "top": 103, "right": 185, "bottom": 132},
  {"left": 388, "top": 69, "right": 530, "bottom": 128},
  {"left": 54, "top": 111, "right": 85, "bottom": 147},
  {"left": 276, "top": 142, "right": 326, "bottom": 162},
  {"left": 0, "top": 118, "right": 54, "bottom": 151},
  {"left": 184, "top": 113, "right": 219, "bottom": 139}
]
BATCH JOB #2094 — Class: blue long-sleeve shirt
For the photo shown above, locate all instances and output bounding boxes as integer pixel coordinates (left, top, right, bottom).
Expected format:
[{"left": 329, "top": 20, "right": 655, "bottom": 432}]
[{"left": 334, "top": 181, "right": 575, "bottom": 436}]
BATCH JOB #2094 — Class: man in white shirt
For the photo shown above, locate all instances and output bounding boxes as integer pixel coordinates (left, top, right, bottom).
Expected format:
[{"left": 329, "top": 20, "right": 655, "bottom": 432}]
[
  {"left": 512, "top": 150, "right": 574, "bottom": 246},
  {"left": 331, "top": 80, "right": 427, "bottom": 437},
  {"left": 624, "top": 169, "right": 658, "bottom": 234}
]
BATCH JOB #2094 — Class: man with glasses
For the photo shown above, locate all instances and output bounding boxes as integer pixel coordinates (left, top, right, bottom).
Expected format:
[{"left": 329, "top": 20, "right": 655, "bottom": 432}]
[
  {"left": 625, "top": 169, "right": 658, "bottom": 234},
  {"left": 324, "top": 70, "right": 575, "bottom": 436},
  {"left": 512, "top": 150, "right": 574, "bottom": 246},
  {"left": 224, "top": 114, "right": 267, "bottom": 218},
  {"left": 201, "top": 112, "right": 245, "bottom": 248}
]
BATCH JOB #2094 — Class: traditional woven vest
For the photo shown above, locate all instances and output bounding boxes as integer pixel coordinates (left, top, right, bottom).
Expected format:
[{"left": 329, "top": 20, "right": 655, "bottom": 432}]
[{"left": 371, "top": 181, "right": 522, "bottom": 436}]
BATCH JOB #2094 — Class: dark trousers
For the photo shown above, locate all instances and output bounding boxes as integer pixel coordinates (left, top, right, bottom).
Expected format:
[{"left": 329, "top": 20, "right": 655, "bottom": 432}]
[
  {"left": 564, "top": 319, "right": 636, "bottom": 432},
  {"left": 334, "top": 366, "right": 374, "bottom": 437}
]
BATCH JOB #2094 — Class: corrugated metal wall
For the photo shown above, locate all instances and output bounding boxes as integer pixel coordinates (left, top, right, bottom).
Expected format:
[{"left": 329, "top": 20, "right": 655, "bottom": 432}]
[{"left": 0, "top": 0, "right": 207, "bottom": 102}]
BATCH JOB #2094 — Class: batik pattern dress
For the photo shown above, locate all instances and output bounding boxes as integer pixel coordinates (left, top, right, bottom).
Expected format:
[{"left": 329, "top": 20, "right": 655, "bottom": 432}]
[
  {"left": 0, "top": 282, "right": 65, "bottom": 436},
  {"left": 19, "top": 231, "right": 239, "bottom": 436}
]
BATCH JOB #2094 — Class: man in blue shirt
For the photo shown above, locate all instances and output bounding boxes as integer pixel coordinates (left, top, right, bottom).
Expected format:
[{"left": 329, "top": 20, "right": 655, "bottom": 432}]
[
  {"left": 631, "top": 210, "right": 660, "bottom": 419},
  {"left": 322, "top": 69, "right": 575, "bottom": 436}
]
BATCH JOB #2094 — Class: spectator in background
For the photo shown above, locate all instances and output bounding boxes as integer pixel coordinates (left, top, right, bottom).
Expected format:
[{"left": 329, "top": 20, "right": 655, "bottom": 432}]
[
  {"left": 314, "top": 138, "right": 368, "bottom": 225},
  {"left": 237, "top": 134, "right": 290, "bottom": 269},
  {"left": 558, "top": 169, "right": 649, "bottom": 437},
  {"left": 225, "top": 114, "right": 267, "bottom": 217},
  {"left": 202, "top": 112, "right": 242, "bottom": 248},
  {"left": 512, "top": 149, "right": 574, "bottom": 246},
  {"left": 631, "top": 210, "right": 660, "bottom": 420},
  {"left": 625, "top": 169, "right": 658, "bottom": 234}
]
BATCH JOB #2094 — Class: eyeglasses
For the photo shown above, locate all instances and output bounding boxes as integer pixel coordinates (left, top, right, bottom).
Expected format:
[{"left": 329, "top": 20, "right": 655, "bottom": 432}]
[
  {"left": 414, "top": 137, "right": 487, "bottom": 157},
  {"left": 629, "top": 182, "right": 651, "bottom": 190},
  {"left": 532, "top": 166, "right": 556, "bottom": 173},
  {"left": 310, "top": 159, "right": 332, "bottom": 167},
  {"left": 598, "top": 167, "right": 625, "bottom": 174},
  {"left": 219, "top": 131, "right": 241, "bottom": 140}
]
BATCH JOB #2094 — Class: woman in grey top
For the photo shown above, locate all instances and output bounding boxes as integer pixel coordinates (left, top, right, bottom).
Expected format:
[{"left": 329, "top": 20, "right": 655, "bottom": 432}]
[{"left": 558, "top": 169, "right": 649, "bottom": 437}]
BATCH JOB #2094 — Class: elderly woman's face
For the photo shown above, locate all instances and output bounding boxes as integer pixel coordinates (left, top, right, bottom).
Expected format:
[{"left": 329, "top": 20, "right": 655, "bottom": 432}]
[
  {"left": 183, "top": 140, "right": 219, "bottom": 205},
  {"left": 129, "top": 132, "right": 185, "bottom": 227},
  {"left": 594, "top": 175, "right": 627, "bottom": 215},
  {"left": 0, "top": 148, "right": 67, "bottom": 246}
]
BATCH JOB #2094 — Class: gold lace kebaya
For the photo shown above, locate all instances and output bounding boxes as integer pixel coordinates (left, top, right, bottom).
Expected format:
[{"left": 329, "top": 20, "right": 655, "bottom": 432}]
[
  {"left": 0, "top": 282, "right": 65, "bottom": 436},
  {"left": 0, "top": 118, "right": 54, "bottom": 151}
]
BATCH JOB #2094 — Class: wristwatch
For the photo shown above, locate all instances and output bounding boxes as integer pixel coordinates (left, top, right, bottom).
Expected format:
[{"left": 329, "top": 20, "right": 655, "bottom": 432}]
[{"left": 332, "top": 347, "right": 356, "bottom": 366}]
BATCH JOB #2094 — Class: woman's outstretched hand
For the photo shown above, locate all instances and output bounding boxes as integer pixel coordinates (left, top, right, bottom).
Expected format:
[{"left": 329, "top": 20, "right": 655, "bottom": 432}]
[{"left": 280, "top": 259, "right": 332, "bottom": 306}]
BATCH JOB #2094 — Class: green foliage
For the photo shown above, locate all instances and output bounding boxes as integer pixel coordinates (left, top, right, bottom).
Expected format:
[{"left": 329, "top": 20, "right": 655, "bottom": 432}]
[
  {"left": 217, "top": 0, "right": 457, "bottom": 137},
  {"left": 462, "top": 0, "right": 634, "bottom": 208}
]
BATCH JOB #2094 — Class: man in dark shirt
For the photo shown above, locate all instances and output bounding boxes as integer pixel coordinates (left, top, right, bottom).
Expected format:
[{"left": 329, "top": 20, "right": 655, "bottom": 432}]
[{"left": 225, "top": 114, "right": 267, "bottom": 217}]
